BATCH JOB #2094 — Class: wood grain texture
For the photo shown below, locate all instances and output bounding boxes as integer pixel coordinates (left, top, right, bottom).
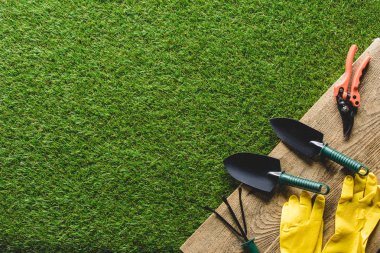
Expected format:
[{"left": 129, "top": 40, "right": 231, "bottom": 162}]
[{"left": 181, "top": 38, "right": 380, "bottom": 253}]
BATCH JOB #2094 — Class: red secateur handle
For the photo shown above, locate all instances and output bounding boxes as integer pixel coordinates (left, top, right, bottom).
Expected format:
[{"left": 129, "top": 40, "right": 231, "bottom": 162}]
[
  {"left": 333, "top": 44, "right": 371, "bottom": 107},
  {"left": 350, "top": 55, "right": 371, "bottom": 107},
  {"left": 333, "top": 45, "right": 358, "bottom": 100}
]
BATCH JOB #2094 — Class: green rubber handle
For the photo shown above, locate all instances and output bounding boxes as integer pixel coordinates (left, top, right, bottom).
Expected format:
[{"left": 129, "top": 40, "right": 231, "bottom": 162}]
[
  {"left": 279, "top": 172, "right": 330, "bottom": 195},
  {"left": 242, "top": 239, "right": 260, "bottom": 253},
  {"left": 320, "top": 145, "right": 369, "bottom": 176}
]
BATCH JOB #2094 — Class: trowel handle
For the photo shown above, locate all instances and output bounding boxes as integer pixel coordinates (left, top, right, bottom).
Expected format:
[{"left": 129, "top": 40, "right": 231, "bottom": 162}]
[
  {"left": 242, "top": 239, "right": 260, "bottom": 253},
  {"left": 279, "top": 172, "right": 330, "bottom": 195},
  {"left": 320, "top": 145, "right": 369, "bottom": 176}
]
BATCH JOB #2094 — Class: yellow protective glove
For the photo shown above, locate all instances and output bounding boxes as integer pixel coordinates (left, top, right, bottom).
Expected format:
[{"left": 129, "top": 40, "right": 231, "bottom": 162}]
[
  {"left": 280, "top": 191, "right": 325, "bottom": 253},
  {"left": 322, "top": 172, "right": 380, "bottom": 253}
]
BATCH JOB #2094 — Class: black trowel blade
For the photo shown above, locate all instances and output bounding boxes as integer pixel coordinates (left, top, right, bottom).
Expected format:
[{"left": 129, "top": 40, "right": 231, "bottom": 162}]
[
  {"left": 270, "top": 118, "right": 323, "bottom": 158},
  {"left": 224, "top": 153, "right": 280, "bottom": 193}
]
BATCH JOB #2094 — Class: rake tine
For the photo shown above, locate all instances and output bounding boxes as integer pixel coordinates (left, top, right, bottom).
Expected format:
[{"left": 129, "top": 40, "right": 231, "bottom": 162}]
[
  {"left": 202, "top": 206, "right": 243, "bottom": 239},
  {"left": 239, "top": 187, "right": 248, "bottom": 236},
  {"left": 222, "top": 196, "right": 249, "bottom": 242}
]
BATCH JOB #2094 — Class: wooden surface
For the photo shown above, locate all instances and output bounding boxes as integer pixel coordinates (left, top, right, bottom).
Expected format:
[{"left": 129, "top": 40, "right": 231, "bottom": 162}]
[{"left": 181, "top": 38, "right": 380, "bottom": 253}]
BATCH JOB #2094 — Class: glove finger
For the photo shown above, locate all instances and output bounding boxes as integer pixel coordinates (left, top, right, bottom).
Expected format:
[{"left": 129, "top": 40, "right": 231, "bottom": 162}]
[
  {"left": 360, "top": 173, "right": 378, "bottom": 204},
  {"left": 299, "top": 191, "right": 312, "bottom": 220},
  {"left": 374, "top": 185, "right": 380, "bottom": 203},
  {"left": 360, "top": 181, "right": 380, "bottom": 242},
  {"left": 288, "top": 195, "right": 299, "bottom": 208},
  {"left": 315, "top": 220, "right": 324, "bottom": 253},
  {"left": 310, "top": 195, "right": 325, "bottom": 221},
  {"left": 353, "top": 174, "right": 367, "bottom": 197},
  {"left": 340, "top": 175, "right": 354, "bottom": 202},
  {"left": 364, "top": 173, "right": 378, "bottom": 196},
  {"left": 281, "top": 202, "right": 290, "bottom": 224},
  {"left": 287, "top": 195, "right": 300, "bottom": 223}
]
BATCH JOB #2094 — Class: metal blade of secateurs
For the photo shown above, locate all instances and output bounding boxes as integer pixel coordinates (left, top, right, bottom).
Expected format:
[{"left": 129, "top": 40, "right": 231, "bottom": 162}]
[
  {"left": 270, "top": 118, "right": 323, "bottom": 158},
  {"left": 224, "top": 153, "right": 281, "bottom": 193},
  {"left": 343, "top": 110, "right": 355, "bottom": 137}
]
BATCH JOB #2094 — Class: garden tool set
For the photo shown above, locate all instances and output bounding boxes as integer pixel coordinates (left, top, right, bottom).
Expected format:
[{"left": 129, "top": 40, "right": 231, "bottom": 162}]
[
  {"left": 203, "top": 44, "right": 379, "bottom": 252},
  {"left": 333, "top": 44, "right": 371, "bottom": 138}
]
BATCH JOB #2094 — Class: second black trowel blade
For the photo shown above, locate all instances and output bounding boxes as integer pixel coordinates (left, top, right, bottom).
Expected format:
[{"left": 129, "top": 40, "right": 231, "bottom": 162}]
[
  {"left": 224, "top": 153, "right": 280, "bottom": 193},
  {"left": 270, "top": 118, "right": 323, "bottom": 158}
]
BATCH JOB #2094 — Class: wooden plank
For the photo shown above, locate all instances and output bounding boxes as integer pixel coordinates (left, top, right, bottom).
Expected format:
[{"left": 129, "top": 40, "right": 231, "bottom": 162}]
[{"left": 181, "top": 38, "right": 380, "bottom": 253}]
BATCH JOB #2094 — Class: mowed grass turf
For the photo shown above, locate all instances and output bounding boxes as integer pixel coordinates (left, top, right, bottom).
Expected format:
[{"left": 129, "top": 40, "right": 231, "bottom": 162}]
[{"left": 0, "top": 1, "right": 379, "bottom": 252}]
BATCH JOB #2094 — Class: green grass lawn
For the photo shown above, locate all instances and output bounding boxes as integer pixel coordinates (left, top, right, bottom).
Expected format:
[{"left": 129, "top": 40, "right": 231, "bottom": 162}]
[{"left": 0, "top": 1, "right": 379, "bottom": 252}]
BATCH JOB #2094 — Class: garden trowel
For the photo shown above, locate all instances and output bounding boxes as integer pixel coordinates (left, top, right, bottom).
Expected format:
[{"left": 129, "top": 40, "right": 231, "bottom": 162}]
[
  {"left": 270, "top": 117, "right": 369, "bottom": 176},
  {"left": 224, "top": 153, "right": 330, "bottom": 195}
]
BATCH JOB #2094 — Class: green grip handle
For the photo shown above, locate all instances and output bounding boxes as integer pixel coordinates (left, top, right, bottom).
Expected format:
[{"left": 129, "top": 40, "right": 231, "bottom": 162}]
[
  {"left": 320, "top": 145, "right": 369, "bottom": 176},
  {"left": 242, "top": 239, "right": 260, "bottom": 253},
  {"left": 279, "top": 172, "right": 330, "bottom": 195}
]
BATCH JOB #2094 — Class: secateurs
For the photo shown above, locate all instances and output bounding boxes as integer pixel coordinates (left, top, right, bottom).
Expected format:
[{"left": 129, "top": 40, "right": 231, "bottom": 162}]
[
  {"left": 334, "top": 44, "right": 371, "bottom": 137},
  {"left": 203, "top": 188, "right": 260, "bottom": 253}
]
